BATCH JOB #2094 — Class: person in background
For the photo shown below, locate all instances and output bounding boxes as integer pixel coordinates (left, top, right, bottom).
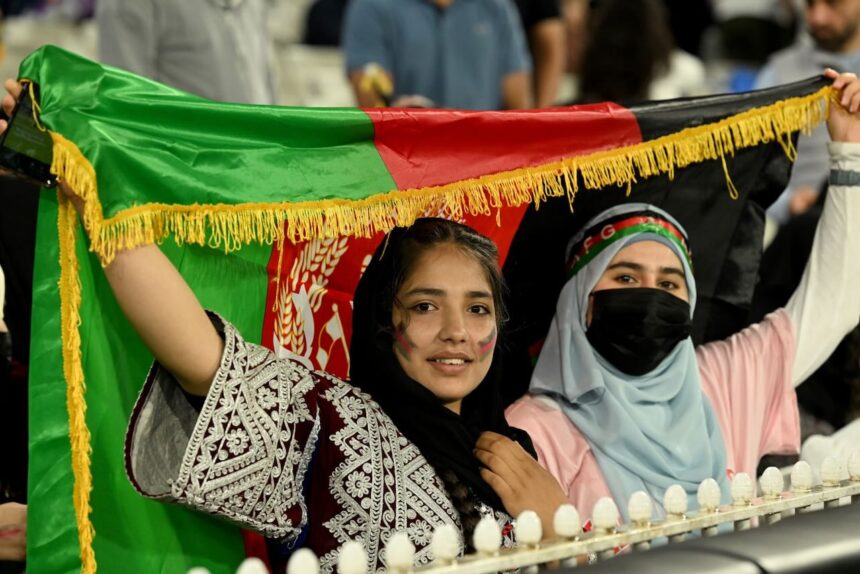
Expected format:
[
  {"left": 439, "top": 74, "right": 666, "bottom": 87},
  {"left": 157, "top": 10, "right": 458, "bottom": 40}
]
[
  {"left": 303, "top": 0, "right": 349, "bottom": 46},
  {"left": 513, "top": 0, "right": 565, "bottom": 107},
  {"left": 712, "top": 0, "right": 798, "bottom": 67},
  {"left": 97, "top": 0, "right": 276, "bottom": 105},
  {"left": 661, "top": 0, "right": 714, "bottom": 58},
  {"left": 757, "top": 0, "right": 860, "bottom": 223},
  {"left": 343, "top": 0, "right": 531, "bottom": 110},
  {"left": 577, "top": 0, "right": 705, "bottom": 104}
]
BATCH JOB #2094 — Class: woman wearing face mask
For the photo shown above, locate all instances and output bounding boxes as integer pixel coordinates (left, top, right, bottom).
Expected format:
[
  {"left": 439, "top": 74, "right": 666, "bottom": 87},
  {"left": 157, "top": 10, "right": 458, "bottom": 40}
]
[{"left": 506, "top": 69, "right": 860, "bottom": 522}]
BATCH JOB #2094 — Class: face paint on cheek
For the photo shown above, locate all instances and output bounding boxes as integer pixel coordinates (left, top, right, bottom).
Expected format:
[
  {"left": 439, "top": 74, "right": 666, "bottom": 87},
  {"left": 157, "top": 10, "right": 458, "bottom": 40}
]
[
  {"left": 477, "top": 327, "right": 497, "bottom": 362},
  {"left": 393, "top": 323, "right": 416, "bottom": 360}
]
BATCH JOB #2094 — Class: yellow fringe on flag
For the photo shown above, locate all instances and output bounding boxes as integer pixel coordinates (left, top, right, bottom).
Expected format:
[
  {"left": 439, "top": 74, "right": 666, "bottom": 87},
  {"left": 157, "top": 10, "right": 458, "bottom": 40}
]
[
  {"left": 57, "top": 195, "right": 96, "bottom": 574},
  {"left": 50, "top": 85, "right": 830, "bottom": 572},
  {"left": 51, "top": 85, "right": 831, "bottom": 267}
]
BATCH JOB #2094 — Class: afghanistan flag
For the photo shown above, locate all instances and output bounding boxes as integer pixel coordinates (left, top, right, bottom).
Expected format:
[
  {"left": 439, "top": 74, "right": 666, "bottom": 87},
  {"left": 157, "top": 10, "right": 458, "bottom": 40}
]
[{"left": 17, "top": 46, "right": 830, "bottom": 573}]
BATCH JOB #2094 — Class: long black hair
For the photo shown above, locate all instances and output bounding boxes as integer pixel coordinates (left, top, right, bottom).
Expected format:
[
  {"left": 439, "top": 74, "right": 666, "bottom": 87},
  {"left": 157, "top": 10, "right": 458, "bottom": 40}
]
[{"left": 349, "top": 218, "right": 533, "bottom": 544}]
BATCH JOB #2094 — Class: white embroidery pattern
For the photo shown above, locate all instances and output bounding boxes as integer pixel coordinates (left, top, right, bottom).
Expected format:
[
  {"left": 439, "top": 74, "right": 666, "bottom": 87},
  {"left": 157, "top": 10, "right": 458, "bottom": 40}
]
[
  {"left": 172, "top": 321, "right": 319, "bottom": 538},
  {"left": 320, "top": 382, "right": 461, "bottom": 572}
]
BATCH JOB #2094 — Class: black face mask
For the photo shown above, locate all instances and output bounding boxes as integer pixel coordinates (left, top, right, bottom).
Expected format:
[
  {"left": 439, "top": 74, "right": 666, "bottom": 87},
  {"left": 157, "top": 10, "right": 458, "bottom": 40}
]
[{"left": 586, "top": 288, "right": 693, "bottom": 376}]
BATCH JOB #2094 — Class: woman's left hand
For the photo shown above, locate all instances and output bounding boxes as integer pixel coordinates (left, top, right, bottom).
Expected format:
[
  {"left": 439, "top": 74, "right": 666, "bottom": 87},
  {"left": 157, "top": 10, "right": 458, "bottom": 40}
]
[
  {"left": 475, "top": 431, "right": 568, "bottom": 540},
  {"left": 825, "top": 69, "right": 860, "bottom": 143}
]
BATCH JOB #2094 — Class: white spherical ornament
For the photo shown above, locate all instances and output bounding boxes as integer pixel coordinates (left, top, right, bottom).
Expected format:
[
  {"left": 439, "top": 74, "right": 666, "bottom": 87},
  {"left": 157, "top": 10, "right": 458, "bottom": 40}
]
[
  {"left": 791, "top": 460, "right": 814, "bottom": 492},
  {"left": 696, "top": 478, "right": 722, "bottom": 512},
  {"left": 431, "top": 524, "right": 460, "bottom": 563},
  {"left": 385, "top": 532, "right": 415, "bottom": 571},
  {"left": 627, "top": 491, "right": 653, "bottom": 526},
  {"left": 515, "top": 510, "right": 542, "bottom": 546},
  {"left": 337, "top": 541, "right": 368, "bottom": 574},
  {"left": 820, "top": 456, "right": 841, "bottom": 487},
  {"left": 473, "top": 516, "right": 502, "bottom": 554},
  {"left": 663, "top": 485, "right": 688, "bottom": 517},
  {"left": 730, "top": 472, "right": 753, "bottom": 506},
  {"left": 236, "top": 558, "right": 269, "bottom": 574},
  {"left": 553, "top": 504, "right": 581, "bottom": 539},
  {"left": 187, "top": 568, "right": 212, "bottom": 574},
  {"left": 759, "top": 466, "right": 784, "bottom": 499},
  {"left": 592, "top": 497, "right": 619, "bottom": 532},
  {"left": 287, "top": 549, "right": 320, "bottom": 574}
]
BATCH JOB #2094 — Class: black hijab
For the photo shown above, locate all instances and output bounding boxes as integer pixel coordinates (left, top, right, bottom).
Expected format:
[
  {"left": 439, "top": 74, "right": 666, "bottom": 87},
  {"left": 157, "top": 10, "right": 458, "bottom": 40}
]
[{"left": 349, "top": 219, "right": 535, "bottom": 512}]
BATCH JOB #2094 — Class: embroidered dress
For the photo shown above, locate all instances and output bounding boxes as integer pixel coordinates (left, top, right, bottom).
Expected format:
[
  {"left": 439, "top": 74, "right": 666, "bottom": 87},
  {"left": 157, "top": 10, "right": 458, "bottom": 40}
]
[{"left": 125, "top": 314, "right": 513, "bottom": 572}]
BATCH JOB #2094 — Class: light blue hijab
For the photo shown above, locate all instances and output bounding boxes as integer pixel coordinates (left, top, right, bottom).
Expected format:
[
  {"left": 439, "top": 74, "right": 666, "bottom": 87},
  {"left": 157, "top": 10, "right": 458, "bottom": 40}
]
[{"left": 530, "top": 203, "right": 730, "bottom": 521}]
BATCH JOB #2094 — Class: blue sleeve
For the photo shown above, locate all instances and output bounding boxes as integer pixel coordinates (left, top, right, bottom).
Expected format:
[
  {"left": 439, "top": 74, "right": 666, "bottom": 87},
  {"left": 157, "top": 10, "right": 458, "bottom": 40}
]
[
  {"left": 342, "top": 0, "right": 393, "bottom": 74},
  {"left": 498, "top": 0, "right": 532, "bottom": 74}
]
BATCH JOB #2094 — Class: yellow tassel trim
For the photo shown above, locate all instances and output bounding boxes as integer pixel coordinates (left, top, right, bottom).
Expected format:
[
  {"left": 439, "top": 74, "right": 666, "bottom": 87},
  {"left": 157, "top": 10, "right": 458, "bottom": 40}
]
[
  {"left": 51, "top": 86, "right": 830, "bottom": 572},
  {"left": 57, "top": 195, "right": 96, "bottom": 574},
  {"left": 50, "top": 85, "right": 831, "bottom": 267}
]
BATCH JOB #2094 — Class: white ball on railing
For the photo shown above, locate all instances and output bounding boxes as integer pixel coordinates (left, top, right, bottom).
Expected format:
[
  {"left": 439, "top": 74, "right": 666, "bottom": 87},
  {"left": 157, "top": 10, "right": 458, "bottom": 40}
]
[
  {"left": 515, "top": 510, "right": 543, "bottom": 546},
  {"left": 236, "top": 558, "right": 269, "bottom": 574},
  {"left": 187, "top": 568, "right": 212, "bottom": 574},
  {"left": 592, "top": 497, "right": 619, "bottom": 532},
  {"left": 663, "top": 485, "right": 688, "bottom": 517},
  {"left": 473, "top": 516, "right": 502, "bottom": 554},
  {"left": 627, "top": 491, "right": 652, "bottom": 526},
  {"left": 849, "top": 450, "right": 860, "bottom": 482},
  {"left": 697, "top": 478, "right": 722, "bottom": 512},
  {"left": 553, "top": 504, "right": 581, "bottom": 539},
  {"left": 791, "top": 460, "right": 813, "bottom": 492},
  {"left": 759, "top": 466, "right": 784, "bottom": 499},
  {"left": 385, "top": 532, "right": 415, "bottom": 571},
  {"left": 337, "top": 541, "right": 368, "bottom": 574},
  {"left": 730, "top": 472, "right": 754, "bottom": 506},
  {"left": 820, "top": 456, "right": 841, "bottom": 487},
  {"left": 431, "top": 524, "right": 460, "bottom": 563},
  {"left": 287, "top": 549, "right": 320, "bottom": 574}
]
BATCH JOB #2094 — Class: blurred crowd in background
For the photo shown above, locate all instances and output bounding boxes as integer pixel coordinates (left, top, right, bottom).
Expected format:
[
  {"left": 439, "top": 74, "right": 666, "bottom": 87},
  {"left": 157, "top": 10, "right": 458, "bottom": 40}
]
[{"left": 1, "top": 0, "right": 860, "bottom": 566}]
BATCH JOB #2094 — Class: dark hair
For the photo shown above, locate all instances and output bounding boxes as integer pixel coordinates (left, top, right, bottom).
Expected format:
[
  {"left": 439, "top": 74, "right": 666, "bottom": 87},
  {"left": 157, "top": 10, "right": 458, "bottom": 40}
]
[
  {"left": 380, "top": 218, "right": 508, "bottom": 337},
  {"left": 352, "top": 219, "right": 514, "bottom": 542},
  {"left": 579, "top": 0, "right": 674, "bottom": 103}
]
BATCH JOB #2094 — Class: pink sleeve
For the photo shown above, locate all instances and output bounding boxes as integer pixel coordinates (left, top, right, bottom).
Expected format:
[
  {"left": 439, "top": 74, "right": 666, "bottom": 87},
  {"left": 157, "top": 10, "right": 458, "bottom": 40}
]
[
  {"left": 506, "top": 396, "right": 613, "bottom": 520},
  {"left": 696, "top": 309, "right": 800, "bottom": 477},
  {"left": 506, "top": 396, "right": 584, "bottom": 498}
]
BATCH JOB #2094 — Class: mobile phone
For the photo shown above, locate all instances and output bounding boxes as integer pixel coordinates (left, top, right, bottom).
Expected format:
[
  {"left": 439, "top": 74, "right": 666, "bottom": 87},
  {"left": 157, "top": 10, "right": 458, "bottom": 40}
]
[{"left": 0, "top": 81, "right": 57, "bottom": 188}]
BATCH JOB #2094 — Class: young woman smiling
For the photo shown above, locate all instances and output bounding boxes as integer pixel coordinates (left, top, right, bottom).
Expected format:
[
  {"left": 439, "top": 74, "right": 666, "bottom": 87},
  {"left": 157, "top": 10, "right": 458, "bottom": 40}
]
[{"left": 0, "top": 74, "right": 567, "bottom": 569}]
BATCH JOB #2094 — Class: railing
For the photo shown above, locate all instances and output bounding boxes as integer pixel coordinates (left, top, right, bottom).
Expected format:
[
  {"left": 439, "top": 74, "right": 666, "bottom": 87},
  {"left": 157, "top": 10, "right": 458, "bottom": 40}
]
[{"left": 191, "top": 451, "right": 860, "bottom": 574}]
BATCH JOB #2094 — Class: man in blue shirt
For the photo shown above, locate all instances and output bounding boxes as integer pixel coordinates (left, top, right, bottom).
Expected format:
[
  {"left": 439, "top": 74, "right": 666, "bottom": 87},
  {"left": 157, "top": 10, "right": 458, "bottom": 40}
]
[
  {"left": 344, "top": 0, "right": 531, "bottom": 110},
  {"left": 756, "top": 0, "right": 860, "bottom": 223}
]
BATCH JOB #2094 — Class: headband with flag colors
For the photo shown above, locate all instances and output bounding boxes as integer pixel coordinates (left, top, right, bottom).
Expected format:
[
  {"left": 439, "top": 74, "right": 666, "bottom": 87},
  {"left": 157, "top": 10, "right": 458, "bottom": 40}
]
[
  {"left": 15, "top": 45, "right": 834, "bottom": 574},
  {"left": 566, "top": 212, "right": 692, "bottom": 277}
]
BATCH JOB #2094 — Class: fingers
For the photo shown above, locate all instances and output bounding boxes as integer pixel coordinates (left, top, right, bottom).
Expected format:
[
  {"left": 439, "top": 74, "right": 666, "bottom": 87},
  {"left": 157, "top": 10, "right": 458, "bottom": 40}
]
[
  {"left": 826, "top": 70, "right": 860, "bottom": 112},
  {"left": 2, "top": 79, "right": 21, "bottom": 117},
  {"left": 479, "top": 467, "right": 514, "bottom": 501},
  {"left": 474, "top": 443, "right": 518, "bottom": 484},
  {"left": 475, "top": 431, "right": 532, "bottom": 463},
  {"left": 475, "top": 431, "right": 537, "bottom": 492}
]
